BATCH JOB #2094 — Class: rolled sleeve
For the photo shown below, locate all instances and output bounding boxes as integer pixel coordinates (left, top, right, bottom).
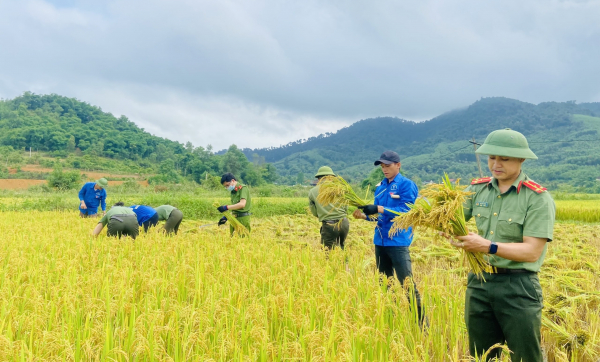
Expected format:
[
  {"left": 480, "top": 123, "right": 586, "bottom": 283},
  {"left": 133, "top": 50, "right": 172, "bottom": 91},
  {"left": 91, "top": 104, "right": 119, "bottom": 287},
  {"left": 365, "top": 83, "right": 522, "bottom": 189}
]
[
  {"left": 523, "top": 193, "right": 555, "bottom": 241},
  {"left": 239, "top": 187, "right": 250, "bottom": 201}
]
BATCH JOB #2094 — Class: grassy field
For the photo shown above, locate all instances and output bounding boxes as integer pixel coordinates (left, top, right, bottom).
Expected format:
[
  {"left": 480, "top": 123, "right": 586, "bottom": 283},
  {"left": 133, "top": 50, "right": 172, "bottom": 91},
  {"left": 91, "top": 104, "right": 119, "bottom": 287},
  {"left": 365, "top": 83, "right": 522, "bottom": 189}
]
[
  {"left": 1, "top": 189, "right": 599, "bottom": 223},
  {"left": 0, "top": 211, "right": 598, "bottom": 361}
]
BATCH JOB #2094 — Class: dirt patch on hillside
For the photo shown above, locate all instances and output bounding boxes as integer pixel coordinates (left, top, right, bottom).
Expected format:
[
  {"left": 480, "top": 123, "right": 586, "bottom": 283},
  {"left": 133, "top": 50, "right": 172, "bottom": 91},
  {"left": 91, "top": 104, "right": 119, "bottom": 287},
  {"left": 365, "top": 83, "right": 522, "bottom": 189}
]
[
  {"left": 19, "top": 165, "right": 53, "bottom": 173},
  {"left": 0, "top": 179, "right": 46, "bottom": 189}
]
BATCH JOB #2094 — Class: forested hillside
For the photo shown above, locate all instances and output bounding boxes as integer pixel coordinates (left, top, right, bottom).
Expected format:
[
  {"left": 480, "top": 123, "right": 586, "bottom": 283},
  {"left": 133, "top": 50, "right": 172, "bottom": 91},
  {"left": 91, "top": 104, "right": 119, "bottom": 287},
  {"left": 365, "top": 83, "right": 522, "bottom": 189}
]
[
  {"left": 0, "top": 93, "right": 277, "bottom": 186},
  {"left": 242, "top": 97, "right": 600, "bottom": 190},
  {"left": 2, "top": 93, "right": 600, "bottom": 191}
]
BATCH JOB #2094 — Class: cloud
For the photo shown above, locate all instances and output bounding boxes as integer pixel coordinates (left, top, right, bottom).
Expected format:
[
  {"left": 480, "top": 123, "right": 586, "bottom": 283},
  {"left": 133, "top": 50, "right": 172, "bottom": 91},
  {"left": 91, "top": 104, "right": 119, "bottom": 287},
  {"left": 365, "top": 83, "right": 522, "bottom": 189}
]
[{"left": 1, "top": 0, "right": 599, "bottom": 149}]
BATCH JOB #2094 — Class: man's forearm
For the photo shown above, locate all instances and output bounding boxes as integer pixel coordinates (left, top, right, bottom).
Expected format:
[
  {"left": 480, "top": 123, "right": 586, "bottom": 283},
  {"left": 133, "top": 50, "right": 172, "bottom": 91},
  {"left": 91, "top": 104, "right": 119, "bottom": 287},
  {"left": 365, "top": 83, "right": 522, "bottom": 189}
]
[
  {"left": 92, "top": 223, "right": 104, "bottom": 236},
  {"left": 495, "top": 240, "right": 546, "bottom": 263},
  {"left": 228, "top": 200, "right": 247, "bottom": 210}
]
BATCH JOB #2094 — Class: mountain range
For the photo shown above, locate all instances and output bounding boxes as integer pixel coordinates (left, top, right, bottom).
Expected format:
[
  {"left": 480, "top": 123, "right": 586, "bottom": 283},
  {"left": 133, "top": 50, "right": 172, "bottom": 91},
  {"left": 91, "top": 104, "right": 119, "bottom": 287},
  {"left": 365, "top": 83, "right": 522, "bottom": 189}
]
[
  {"left": 2, "top": 93, "right": 600, "bottom": 190},
  {"left": 240, "top": 97, "right": 600, "bottom": 189}
]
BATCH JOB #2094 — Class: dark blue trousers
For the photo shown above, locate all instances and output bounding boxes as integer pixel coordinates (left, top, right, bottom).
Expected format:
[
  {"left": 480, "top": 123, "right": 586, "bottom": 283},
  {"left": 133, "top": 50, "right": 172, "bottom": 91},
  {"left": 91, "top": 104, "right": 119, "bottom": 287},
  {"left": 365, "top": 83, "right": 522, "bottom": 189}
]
[{"left": 142, "top": 213, "right": 159, "bottom": 232}]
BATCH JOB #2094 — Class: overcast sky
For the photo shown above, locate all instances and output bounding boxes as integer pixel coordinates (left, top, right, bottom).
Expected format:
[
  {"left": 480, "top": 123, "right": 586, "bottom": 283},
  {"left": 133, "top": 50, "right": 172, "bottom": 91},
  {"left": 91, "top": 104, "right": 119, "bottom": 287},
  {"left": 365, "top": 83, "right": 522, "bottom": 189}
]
[{"left": 1, "top": 0, "right": 599, "bottom": 150}]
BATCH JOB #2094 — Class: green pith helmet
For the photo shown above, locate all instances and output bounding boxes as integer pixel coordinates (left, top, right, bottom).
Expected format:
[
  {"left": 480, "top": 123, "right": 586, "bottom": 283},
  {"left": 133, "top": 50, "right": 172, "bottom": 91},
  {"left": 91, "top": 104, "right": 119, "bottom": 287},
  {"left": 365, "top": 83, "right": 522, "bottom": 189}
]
[
  {"left": 475, "top": 128, "right": 538, "bottom": 160},
  {"left": 96, "top": 178, "right": 109, "bottom": 188},
  {"left": 314, "top": 166, "right": 335, "bottom": 178}
]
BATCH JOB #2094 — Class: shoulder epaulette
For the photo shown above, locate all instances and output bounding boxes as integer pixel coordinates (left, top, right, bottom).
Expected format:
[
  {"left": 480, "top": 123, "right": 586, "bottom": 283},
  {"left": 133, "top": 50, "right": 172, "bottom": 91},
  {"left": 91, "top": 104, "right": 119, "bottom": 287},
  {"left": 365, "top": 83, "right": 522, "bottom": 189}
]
[
  {"left": 471, "top": 177, "right": 492, "bottom": 185},
  {"left": 520, "top": 180, "right": 547, "bottom": 194}
]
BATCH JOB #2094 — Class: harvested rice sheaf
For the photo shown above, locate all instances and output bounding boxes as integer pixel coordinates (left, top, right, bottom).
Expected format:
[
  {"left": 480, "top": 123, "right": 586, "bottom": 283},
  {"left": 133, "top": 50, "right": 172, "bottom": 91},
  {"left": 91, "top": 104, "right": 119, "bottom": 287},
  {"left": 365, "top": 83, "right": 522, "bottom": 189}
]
[
  {"left": 212, "top": 201, "right": 249, "bottom": 236},
  {"left": 316, "top": 175, "right": 372, "bottom": 208},
  {"left": 389, "top": 173, "right": 494, "bottom": 278}
]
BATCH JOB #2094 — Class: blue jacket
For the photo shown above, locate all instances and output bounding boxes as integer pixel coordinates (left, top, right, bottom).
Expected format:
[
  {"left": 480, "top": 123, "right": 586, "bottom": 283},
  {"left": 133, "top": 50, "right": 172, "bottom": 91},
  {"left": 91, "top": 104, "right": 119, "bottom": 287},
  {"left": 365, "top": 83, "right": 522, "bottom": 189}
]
[
  {"left": 78, "top": 182, "right": 107, "bottom": 211},
  {"left": 370, "top": 173, "right": 418, "bottom": 246},
  {"left": 130, "top": 205, "right": 158, "bottom": 226}
]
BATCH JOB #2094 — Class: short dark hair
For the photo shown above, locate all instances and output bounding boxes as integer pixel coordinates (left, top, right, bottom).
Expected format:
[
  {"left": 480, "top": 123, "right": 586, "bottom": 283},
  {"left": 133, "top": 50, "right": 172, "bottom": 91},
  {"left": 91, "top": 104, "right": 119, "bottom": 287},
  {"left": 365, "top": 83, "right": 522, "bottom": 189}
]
[
  {"left": 113, "top": 201, "right": 125, "bottom": 207},
  {"left": 221, "top": 173, "right": 236, "bottom": 184}
]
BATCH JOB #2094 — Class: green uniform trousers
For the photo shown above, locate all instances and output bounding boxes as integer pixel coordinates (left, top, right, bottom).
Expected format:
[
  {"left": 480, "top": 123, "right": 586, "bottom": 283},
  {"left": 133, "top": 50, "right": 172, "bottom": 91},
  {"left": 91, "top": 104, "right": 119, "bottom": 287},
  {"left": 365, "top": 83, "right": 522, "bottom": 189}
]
[
  {"left": 320, "top": 218, "right": 349, "bottom": 249},
  {"left": 466, "top": 272, "right": 543, "bottom": 362},
  {"left": 230, "top": 215, "right": 251, "bottom": 236},
  {"left": 107, "top": 215, "right": 139, "bottom": 240},
  {"left": 164, "top": 209, "right": 183, "bottom": 235}
]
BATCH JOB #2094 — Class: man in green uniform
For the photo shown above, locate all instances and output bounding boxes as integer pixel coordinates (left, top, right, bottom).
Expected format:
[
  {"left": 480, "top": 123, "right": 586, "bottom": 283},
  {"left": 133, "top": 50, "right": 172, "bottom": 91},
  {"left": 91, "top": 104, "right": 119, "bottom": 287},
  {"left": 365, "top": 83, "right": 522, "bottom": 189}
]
[
  {"left": 216, "top": 173, "right": 252, "bottom": 235},
  {"left": 445, "top": 129, "right": 555, "bottom": 362},
  {"left": 155, "top": 205, "right": 184, "bottom": 235},
  {"left": 309, "top": 166, "right": 349, "bottom": 249},
  {"left": 92, "top": 202, "right": 140, "bottom": 239}
]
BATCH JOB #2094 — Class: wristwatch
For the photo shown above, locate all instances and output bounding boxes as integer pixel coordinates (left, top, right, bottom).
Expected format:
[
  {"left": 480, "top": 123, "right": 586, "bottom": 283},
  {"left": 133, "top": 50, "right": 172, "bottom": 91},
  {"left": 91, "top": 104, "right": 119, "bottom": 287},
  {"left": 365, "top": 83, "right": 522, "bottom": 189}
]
[{"left": 488, "top": 242, "right": 498, "bottom": 254}]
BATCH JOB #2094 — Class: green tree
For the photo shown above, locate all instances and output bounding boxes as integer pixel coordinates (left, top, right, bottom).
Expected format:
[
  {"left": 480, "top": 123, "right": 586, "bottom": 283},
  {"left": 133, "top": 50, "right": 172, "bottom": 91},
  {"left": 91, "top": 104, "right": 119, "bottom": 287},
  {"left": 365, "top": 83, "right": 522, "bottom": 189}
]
[
  {"left": 222, "top": 145, "right": 250, "bottom": 176},
  {"left": 47, "top": 165, "right": 82, "bottom": 190},
  {"left": 361, "top": 167, "right": 384, "bottom": 190},
  {"left": 241, "top": 164, "right": 264, "bottom": 186},
  {"left": 261, "top": 164, "right": 278, "bottom": 183},
  {"left": 67, "top": 135, "right": 76, "bottom": 152},
  {"left": 153, "top": 159, "right": 181, "bottom": 183}
]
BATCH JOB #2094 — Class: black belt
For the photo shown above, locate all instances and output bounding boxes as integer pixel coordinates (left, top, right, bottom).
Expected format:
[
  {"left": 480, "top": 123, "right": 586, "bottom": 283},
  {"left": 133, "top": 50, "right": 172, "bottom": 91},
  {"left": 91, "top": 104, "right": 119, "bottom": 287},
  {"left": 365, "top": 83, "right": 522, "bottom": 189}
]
[
  {"left": 322, "top": 218, "right": 345, "bottom": 224},
  {"left": 490, "top": 268, "right": 534, "bottom": 274},
  {"left": 233, "top": 212, "right": 251, "bottom": 218}
]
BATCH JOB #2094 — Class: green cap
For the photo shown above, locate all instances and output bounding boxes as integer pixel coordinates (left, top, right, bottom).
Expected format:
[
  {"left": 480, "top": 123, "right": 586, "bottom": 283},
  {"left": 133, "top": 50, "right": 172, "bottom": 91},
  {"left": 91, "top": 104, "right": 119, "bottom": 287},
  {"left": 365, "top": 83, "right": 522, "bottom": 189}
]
[
  {"left": 314, "top": 166, "right": 335, "bottom": 178},
  {"left": 476, "top": 128, "right": 538, "bottom": 160},
  {"left": 96, "top": 178, "right": 109, "bottom": 188}
]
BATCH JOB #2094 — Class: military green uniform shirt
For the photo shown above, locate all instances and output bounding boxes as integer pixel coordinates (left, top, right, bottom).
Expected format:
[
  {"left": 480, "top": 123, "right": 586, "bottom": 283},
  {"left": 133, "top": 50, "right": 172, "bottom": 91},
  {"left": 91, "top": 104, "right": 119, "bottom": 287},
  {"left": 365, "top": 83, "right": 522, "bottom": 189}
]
[
  {"left": 230, "top": 184, "right": 251, "bottom": 214},
  {"left": 155, "top": 205, "right": 176, "bottom": 221},
  {"left": 308, "top": 186, "right": 348, "bottom": 222},
  {"left": 464, "top": 172, "right": 555, "bottom": 272},
  {"left": 99, "top": 206, "right": 136, "bottom": 227}
]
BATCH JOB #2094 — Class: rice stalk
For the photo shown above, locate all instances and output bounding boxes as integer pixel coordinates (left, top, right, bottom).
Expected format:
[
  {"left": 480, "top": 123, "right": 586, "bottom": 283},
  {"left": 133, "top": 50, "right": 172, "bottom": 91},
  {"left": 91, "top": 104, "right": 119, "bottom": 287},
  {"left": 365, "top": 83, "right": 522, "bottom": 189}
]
[
  {"left": 388, "top": 173, "right": 494, "bottom": 278},
  {"left": 316, "top": 176, "right": 371, "bottom": 208},
  {"left": 212, "top": 201, "right": 249, "bottom": 236}
]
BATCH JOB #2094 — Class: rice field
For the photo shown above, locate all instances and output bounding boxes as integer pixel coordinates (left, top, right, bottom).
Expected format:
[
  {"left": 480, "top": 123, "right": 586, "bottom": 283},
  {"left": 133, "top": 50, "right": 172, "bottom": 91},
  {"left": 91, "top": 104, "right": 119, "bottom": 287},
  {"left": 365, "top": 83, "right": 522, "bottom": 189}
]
[
  {"left": 555, "top": 200, "right": 600, "bottom": 223},
  {"left": 0, "top": 210, "right": 598, "bottom": 361}
]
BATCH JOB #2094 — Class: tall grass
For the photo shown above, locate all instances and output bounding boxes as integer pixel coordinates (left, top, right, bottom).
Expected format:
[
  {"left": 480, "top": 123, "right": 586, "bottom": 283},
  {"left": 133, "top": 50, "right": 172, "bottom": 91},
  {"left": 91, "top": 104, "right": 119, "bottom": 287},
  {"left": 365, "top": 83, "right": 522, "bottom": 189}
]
[{"left": 0, "top": 212, "right": 597, "bottom": 361}]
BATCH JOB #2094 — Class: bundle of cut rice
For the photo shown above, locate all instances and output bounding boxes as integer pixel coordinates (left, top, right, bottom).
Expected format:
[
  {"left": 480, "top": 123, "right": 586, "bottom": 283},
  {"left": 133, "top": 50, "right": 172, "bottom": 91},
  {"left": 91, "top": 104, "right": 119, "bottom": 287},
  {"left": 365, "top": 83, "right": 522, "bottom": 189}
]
[
  {"left": 316, "top": 175, "right": 372, "bottom": 208},
  {"left": 212, "top": 201, "right": 249, "bottom": 236},
  {"left": 389, "top": 173, "right": 493, "bottom": 278}
]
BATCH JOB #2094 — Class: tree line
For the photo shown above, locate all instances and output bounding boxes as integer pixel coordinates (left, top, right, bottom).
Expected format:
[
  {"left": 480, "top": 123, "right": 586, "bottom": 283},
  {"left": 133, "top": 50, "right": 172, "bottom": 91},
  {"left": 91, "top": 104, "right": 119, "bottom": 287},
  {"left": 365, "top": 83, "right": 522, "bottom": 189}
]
[{"left": 0, "top": 93, "right": 278, "bottom": 186}]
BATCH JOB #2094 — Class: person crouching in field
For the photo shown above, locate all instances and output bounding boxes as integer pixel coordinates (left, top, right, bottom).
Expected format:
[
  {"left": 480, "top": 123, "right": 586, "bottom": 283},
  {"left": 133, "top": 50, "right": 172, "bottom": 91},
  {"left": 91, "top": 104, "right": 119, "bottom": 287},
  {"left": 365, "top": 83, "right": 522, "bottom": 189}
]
[
  {"left": 130, "top": 205, "right": 159, "bottom": 232},
  {"left": 78, "top": 178, "right": 108, "bottom": 218},
  {"left": 309, "top": 166, "right": 349, "bottom": 250},
  {"left": 154, "top": 205, "right": 184, "bottom": 235},
  {"left": 92, "top": 202, "right": 139, "bottom": 239},
  {"left": 352, "top": 150, "right": 425, "bottom": 326},
  {"left": 443, "top": 129, "right": 555, "bottom": 362},
  {"left": 216, "top": 173, "right": 252, "bottom": 236}
]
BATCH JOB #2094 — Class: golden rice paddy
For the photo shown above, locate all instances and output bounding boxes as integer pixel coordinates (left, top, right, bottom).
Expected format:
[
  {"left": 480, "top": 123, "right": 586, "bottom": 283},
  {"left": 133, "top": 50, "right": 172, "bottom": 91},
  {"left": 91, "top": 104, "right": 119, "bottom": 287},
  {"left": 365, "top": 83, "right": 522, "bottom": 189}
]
[{"left": 0, "top": 209, "right": 598, "bottom": 361}]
